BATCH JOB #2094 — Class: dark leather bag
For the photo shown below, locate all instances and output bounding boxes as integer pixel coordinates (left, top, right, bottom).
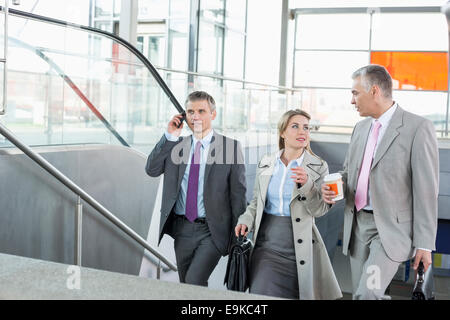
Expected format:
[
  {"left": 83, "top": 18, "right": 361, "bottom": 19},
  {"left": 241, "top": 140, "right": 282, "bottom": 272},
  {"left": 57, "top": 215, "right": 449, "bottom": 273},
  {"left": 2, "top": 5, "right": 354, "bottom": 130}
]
[
  {"left": 412, "top": 261, "right": 435, "bottom": 300},
  {"left": 224, "top": 235, "right": 252, "bottom": 292}
]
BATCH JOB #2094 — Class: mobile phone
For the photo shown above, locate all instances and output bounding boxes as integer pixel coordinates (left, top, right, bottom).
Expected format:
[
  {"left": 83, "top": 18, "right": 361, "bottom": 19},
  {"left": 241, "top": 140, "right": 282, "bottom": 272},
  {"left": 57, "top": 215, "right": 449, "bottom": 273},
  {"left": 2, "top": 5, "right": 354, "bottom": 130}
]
[{"left": 177, "top": 111, "right": 186, "bottom": 128}]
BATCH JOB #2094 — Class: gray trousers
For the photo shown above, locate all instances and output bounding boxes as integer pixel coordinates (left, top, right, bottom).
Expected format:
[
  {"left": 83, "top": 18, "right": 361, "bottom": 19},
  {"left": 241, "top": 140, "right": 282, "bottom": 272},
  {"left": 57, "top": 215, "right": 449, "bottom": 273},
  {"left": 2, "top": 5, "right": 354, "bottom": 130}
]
[
  {"left": 349, "top": 211, "right": 401, "bottom": 300},
  {"left": 172, "top": 215, "right": 222, "bottom": 287}
]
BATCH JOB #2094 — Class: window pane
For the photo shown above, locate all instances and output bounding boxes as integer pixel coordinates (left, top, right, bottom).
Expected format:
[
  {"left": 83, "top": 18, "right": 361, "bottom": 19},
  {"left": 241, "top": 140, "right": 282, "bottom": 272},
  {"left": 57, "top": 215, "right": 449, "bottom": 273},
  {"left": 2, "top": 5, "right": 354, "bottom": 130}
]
[
  {"left": 197, "top": 22, "right": 224, "bottom": 74},
  {"left": 393, "top": 91, "right": 448, "bottom": 130},
  {"left": 291, "top": 0, "right": 446, "bottom": 7},
  {"left": 138, "top": 0, "right": 168, "bottom": 20},
  {"left": 371, "top": 13, "right": 448, "bottom": 51},
  {"left": 0, "top": 62, "right": 3, "bottom": 112},
  {"left": 200, "top": 0, "right": 224, "bottom": 24},
  {"left": 299, "top": 88, "right": 361, "bottom": 131},
  {"left": 0, "top": 14, "right": 4, "bottom": 59},
  {"left": 168, "top": 0, "right": 190, "bottom": 70},
  {"left": 95, "top": 0, "right": 113, "bottom": 18},
  {"left": 224, "top": 31, "right": 244, "bottom": 78},
  {"left": 296, "top": 14, "right": 370, "bottom": 50},
  {"left": 294, "top": 51, "right": 368, "bottom": 87},
  {"left": 148, "top": 36, "right": 166, "bottom": 66},
  {"left": 371, "top": 51, "right": 448, "bottom": 91},
  {"left": 226, "top": 0, "right": 247, "bottom": 31}
]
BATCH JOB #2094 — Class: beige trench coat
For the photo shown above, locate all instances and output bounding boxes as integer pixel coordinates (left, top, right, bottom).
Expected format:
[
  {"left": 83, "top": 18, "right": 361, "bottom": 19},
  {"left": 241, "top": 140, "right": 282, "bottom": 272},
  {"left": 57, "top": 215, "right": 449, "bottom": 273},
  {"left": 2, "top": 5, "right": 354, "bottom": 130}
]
[{"left": 237, "top": 150, "right": 342, "bottom": 300}]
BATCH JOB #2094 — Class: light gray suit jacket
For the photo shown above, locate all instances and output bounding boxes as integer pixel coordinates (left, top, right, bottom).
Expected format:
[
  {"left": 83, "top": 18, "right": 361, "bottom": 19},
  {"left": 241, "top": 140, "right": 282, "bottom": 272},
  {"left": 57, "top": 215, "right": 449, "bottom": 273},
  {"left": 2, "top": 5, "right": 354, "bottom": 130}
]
[
  {"left": 341, "top": 106, "right": 439, "bottom": 262},
  {"left": 146, "top": 131, "right": 247, "bottom": 256}
]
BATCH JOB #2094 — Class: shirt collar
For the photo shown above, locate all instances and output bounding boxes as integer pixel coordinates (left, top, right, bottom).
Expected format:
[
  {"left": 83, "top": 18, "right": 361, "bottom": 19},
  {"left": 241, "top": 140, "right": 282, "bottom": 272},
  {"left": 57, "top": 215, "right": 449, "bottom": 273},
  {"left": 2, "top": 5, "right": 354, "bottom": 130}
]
[
  {"left": 372, "top": 102, "right": 398, "bottom": 128},
  {"left": 192, "top": 129, "right": 214, "bottom": 149},
  {"left": 277, "top": 149, "right": 305, "bottom": 167}
]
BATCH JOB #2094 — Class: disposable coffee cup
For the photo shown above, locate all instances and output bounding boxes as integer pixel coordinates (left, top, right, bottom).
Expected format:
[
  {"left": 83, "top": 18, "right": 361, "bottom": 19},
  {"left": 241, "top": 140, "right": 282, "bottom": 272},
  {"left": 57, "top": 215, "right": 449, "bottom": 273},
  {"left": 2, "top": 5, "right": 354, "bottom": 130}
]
[{"left": 324, "top": 173, "right": 344, "bottom": 201}]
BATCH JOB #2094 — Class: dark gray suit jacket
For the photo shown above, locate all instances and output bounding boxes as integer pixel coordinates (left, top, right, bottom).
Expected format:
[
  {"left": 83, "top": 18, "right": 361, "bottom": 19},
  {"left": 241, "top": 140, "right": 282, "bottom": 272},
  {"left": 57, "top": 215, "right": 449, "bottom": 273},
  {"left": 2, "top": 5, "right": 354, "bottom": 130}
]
[{"left": 146, "top": 131, "right": 247, "bottom": 256}]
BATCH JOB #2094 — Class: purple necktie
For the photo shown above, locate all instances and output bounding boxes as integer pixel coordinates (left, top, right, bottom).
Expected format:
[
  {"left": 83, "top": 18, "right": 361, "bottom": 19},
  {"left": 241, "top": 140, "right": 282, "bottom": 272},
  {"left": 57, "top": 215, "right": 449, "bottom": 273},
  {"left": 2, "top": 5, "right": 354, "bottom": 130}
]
[
  {"left": 355, "top": 121, "right": 382, "bottom": 211},
  {"left": 185, "top": 141, "right": 202, "bottom": 222}
]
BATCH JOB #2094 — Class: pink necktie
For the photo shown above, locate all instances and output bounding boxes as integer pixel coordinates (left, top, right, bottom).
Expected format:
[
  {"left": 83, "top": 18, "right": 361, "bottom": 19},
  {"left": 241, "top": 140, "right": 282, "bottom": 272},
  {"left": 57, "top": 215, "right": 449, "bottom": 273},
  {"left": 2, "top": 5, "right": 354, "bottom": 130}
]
[{"left": 355, "top": 121, "right": 382, "bottom": 212}]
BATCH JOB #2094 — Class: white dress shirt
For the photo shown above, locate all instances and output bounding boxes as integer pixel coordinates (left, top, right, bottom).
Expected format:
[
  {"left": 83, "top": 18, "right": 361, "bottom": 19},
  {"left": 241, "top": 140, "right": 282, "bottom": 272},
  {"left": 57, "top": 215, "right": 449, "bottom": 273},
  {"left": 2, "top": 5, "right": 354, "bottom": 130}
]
[{"left": 264, "top": 150, "right": 305, "bottom": 216}]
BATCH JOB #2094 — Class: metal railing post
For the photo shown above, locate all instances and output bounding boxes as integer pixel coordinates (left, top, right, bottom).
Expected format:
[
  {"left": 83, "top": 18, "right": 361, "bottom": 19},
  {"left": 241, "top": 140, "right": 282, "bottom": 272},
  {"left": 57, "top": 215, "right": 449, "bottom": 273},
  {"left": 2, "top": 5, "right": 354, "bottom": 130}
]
[
  {"left": 75, "top": 196, "right": 82, "bottom": 266},
  {"left": 0, "top": 0, "right": 8, "bottom": 115},
  {"left": 157, "top": 260, "right": 161, "bottom": 280}
]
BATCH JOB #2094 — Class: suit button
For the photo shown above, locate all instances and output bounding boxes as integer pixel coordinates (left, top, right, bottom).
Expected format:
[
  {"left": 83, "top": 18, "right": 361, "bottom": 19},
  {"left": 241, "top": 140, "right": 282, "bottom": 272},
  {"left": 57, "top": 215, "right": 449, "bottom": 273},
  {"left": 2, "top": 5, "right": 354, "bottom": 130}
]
[
  {"left": 298, "top": 239, "right": 303, "bottom": 244},
  {"left": 298, "top": 197, "right": 303, "bottom": 202},
  {"left": 300, "top": 260, "right": 305, "bottom": 265},
  {"left": 301, "top": 197, "right": 306, "bottom": 201},
  {"left": 312, "top": 240, "right": 315, "bottom": 244},
  {"left": 296, "top": 218, "right": 301, "bottom": 222}
]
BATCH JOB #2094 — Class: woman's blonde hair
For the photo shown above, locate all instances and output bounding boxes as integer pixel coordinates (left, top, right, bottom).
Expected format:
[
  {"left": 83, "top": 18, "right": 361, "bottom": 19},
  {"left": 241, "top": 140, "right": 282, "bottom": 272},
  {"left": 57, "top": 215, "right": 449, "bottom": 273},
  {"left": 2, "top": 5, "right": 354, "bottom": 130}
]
[{"left": 278, "top": 109, "right": 317, "bottom": 157}]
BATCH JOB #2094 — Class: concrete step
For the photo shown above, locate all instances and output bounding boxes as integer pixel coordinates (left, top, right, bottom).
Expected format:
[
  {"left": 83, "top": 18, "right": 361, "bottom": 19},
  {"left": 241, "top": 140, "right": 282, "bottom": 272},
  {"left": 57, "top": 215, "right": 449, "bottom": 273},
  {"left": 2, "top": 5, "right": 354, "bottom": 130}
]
[{"left": 0, "top": 253, "right": 277, "bottom": 300}]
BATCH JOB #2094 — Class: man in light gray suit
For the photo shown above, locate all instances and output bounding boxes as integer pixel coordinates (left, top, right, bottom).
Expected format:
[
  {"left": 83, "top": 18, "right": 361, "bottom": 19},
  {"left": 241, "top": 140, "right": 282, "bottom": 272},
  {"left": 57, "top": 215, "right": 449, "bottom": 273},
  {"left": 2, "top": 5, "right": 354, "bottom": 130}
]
[
  {"left": 146, "top": 91, "right": 247, "bottom": 287},
  {"left": 322, "top": 65, "right": 439, "bottom": 299}
]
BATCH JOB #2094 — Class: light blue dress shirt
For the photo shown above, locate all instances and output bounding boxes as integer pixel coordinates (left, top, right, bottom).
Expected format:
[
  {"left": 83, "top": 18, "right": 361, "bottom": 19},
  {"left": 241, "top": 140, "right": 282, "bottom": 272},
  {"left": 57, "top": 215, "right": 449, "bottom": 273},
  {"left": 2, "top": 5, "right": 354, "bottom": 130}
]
[
  {"left": 264, "top": 151, "right": 305, "bottom": 217},
  {"left": 164, "top": 130, "right": 214, "bottom": 218}
]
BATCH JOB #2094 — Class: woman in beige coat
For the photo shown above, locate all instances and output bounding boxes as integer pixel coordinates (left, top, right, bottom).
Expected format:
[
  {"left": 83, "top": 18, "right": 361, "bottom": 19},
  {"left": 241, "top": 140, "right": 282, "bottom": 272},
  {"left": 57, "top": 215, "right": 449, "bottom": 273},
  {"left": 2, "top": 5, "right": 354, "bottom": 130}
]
[{"left": 235, "top": 109, "right": 342, "bottom": 300}]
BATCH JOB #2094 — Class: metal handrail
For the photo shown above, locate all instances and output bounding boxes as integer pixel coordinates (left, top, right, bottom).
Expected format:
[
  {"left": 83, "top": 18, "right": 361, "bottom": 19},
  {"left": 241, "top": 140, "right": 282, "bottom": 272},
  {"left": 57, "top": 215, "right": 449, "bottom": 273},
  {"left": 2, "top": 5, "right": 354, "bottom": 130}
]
[{"left": 0, "top": 121, "right": 177, "bottom": 272}]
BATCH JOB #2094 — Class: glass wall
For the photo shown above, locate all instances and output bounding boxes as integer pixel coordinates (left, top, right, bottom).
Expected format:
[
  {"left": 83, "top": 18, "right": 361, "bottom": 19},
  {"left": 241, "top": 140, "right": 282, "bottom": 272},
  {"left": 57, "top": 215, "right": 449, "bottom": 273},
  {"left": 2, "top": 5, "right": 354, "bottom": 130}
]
[
  {"left": 292, "top": 8, "right": 449, "bottom": 137},
  {"left": 197, "top": 0, "right": 247, "bottom": 79},
  {"left": 90, "top": 0, "right": 248, "bottom": 82}
]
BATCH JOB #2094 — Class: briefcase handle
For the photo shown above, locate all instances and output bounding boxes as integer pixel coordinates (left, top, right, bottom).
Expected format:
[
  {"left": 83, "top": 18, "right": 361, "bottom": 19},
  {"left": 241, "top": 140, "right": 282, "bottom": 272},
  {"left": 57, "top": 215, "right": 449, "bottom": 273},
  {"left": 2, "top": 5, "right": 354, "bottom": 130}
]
[
  {"left": 412, "top": 261, "right": 426, "bottom": 300},
  {"left": 237, "top": 234, "right": 246, "bottom": 244}
]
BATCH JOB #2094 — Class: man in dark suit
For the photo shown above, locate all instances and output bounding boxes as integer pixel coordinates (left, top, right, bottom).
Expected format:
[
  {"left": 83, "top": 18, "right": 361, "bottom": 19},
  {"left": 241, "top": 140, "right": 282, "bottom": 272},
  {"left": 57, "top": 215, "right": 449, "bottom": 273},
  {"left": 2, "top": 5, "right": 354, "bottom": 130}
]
[{"left": 146, "top": 91, "right": 247, "bottom": 286}]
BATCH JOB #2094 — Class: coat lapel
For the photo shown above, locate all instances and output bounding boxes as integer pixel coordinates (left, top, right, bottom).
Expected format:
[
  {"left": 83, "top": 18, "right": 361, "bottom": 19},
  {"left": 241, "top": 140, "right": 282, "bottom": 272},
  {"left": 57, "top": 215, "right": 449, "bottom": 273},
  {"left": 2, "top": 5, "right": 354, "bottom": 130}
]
[
  {"left": 371, "top": 106, "right": 403, "bottom": 170},
  {"left": 258, "top": 153, "right": 276, "bottom": 203},
  {"left": 203, "top": 133, "right": 221, "bottom": 186},
  {"left": 290, "top": 151, "right": 322, "bottom": 204},
  {"left": 355, "top": 119, "right": 372, "bottom": 170}
]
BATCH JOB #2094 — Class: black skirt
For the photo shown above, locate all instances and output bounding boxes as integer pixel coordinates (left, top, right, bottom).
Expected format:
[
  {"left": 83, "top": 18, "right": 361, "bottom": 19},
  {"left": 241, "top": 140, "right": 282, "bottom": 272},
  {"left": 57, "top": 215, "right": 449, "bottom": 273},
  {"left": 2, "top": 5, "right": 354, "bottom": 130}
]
[{"left": 249, "top": 213, "right": 299, "bottom": 299}]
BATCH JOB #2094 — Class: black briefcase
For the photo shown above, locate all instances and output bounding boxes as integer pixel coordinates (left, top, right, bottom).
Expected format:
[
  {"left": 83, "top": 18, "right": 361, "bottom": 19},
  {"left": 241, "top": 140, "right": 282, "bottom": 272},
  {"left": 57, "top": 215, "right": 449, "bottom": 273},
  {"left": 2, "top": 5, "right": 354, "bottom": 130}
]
[
  {"left": 224, "top": 235, "right": 252, "bottom": 292},
  {"left": 412, "top": 261, "right": 435, "bottom": 300}
]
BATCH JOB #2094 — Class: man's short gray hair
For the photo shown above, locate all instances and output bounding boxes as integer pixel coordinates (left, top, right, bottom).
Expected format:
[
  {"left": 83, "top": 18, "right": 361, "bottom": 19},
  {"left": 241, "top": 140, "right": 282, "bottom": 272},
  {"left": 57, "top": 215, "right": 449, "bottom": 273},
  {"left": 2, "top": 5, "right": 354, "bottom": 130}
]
[
  {"left": 185, "top": 91, "right": 216, "bottom": 112},
  {"left": 352, "top": 64, "right": 393, "bottom": 99}
]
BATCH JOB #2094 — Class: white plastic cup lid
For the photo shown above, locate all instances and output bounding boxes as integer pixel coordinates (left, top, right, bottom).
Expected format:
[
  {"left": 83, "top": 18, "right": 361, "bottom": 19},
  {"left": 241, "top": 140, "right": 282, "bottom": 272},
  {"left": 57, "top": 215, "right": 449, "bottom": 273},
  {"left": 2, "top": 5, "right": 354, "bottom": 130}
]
[{"left": 324, "top": 173, "right": 342, "bottom": 182}]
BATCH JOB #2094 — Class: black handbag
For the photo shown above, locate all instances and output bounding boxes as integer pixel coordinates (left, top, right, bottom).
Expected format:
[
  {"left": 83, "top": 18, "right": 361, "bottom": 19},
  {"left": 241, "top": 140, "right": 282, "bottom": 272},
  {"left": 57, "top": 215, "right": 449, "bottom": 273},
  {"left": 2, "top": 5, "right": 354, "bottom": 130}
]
[
  {"left": 224, "top": 235, "right": 252, "bottom": 292},
  {"left": 412, "top": 261, "right": 435, "bottom": 300}
]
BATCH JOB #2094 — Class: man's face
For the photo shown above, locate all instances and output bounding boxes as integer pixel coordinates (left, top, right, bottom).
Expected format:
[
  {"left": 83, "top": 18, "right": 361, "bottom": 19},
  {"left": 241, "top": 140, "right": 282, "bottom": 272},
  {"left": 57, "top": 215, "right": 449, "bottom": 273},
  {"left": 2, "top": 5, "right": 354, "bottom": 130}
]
[
  {"left": 185, "top": 99, "right": 216, "bottom": 135},
  {"left": 351, "top": 76, "right": 376, "bottom": 117}
]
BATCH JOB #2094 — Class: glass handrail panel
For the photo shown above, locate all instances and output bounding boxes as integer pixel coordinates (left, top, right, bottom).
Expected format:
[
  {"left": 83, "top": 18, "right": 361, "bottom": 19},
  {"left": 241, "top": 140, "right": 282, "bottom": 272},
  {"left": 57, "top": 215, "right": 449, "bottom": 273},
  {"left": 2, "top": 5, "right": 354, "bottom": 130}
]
[{"left": 2, "top": 10, "right": 179, "bottom": 153}]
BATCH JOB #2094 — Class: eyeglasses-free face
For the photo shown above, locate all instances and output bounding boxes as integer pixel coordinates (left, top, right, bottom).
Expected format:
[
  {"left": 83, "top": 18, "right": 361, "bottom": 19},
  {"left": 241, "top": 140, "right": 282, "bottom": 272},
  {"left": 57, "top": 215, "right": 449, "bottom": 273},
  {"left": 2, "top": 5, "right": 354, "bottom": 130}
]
[{"left": 281, "top": 115, "right": 311, "bottom": 150}]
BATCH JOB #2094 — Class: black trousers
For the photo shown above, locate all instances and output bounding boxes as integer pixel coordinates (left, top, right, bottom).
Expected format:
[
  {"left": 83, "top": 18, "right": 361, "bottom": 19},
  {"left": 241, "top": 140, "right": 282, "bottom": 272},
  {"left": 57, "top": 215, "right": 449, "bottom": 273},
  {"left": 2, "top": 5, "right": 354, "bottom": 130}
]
[{"left": 172, "top": 215, "right": 222, "bottom": 286}]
